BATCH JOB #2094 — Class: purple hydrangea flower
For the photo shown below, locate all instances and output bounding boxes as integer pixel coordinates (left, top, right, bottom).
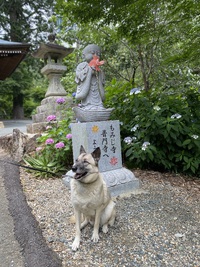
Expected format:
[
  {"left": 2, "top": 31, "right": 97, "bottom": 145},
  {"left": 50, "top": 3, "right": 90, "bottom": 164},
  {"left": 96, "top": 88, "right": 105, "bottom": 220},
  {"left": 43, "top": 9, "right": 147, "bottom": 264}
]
[
  {"left": 55, "top": 142, "right": 65, "bottom": 149},
  {"left": 124, "top": 137, "right": 132, "bottom": 144},
  {"left": 171, "top": 113, "right": 182, "bottom": 119},
  {"left": 47, "top": 115, "right": 56, "bottom": 121},
  {"left": 142, "top": 141, "right": 150, "bottom": 151},
  {"left": 131, "top": 124, "right": 139, "bottom": 132},
  {"left": 45, "top": 138, "right": 54, "bottom": 145},
  {"left": 72, "top": 92, "right": 76, "bottom": 97},
  {"left": 56, "top": 97, "right": 66, "bottom": 104},
  {"left": 66, "top": 133, "right": 72, "bottom": 139}
]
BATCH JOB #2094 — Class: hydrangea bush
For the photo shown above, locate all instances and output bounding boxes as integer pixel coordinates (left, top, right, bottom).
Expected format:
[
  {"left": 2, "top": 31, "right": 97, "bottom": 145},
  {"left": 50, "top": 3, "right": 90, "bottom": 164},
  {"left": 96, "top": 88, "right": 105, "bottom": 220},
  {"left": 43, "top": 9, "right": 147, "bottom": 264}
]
[
  {"left": 24, "top": 99, "right": 74, "bottom": 178},
  {"left": 105, "top": 79, "right": 200, "bottom": 177}
]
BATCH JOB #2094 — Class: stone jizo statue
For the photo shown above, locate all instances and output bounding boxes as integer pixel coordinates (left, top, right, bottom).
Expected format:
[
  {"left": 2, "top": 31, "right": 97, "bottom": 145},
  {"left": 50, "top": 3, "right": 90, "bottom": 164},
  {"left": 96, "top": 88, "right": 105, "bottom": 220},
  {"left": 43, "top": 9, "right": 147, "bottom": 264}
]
[{"left": 73, "top": 44, "right": 113, "bottom": 122}]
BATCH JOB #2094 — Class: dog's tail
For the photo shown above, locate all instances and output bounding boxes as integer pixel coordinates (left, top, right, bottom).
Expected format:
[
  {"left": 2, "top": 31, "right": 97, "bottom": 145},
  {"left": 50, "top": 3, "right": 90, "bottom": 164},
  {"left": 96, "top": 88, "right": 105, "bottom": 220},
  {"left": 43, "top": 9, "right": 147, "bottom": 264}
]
[{"left": 69, "top": 215, "right": 76, "bottom": 224}]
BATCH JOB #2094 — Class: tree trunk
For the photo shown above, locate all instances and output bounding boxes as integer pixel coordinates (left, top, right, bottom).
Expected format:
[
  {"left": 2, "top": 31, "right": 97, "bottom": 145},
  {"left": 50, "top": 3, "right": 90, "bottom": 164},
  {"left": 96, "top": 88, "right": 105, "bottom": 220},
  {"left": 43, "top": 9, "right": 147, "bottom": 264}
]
[
  {"left": 9, "top": 6, "right": 25, "bottom": 119},
  {"left": 138, "top": 45, "right": 150, "bottom": 91},
  {"left": 13, "top": 93, "right": 24, "bottom": 119},
  {"left": 131, "top": 67, "right": 137, "bottom": 86}
]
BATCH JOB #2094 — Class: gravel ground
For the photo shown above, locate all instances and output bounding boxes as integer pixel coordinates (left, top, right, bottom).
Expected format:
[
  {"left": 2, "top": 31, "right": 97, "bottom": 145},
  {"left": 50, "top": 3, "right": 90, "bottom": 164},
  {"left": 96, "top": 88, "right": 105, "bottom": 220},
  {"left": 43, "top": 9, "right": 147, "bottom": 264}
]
[{"left": 20, "top": 169, "right": 200, "bottom": 267}]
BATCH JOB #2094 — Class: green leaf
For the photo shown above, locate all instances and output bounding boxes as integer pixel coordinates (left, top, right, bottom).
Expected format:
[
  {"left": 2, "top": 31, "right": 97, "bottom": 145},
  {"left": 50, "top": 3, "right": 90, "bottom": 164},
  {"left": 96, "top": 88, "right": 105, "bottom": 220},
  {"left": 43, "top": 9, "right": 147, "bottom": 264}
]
[
  {"left": 194, "top": 140, "right": 200, "bottom": 149},
  {"left": 183, "top": 156, "right": 189, "bottom": 163},
  {"left": 191, "top": 166, "right": 195, "bottom": 173},
  {"left": 125, "top": 148, "right": 133, "bottom": 157},
  {"left": 183, "top": 139, "right": 191, "bottom": 146},
  {"left": 155, "top": 117, "right": 162, "bottom": 126},
  {"left": 166, "top": 124, "right": 172, "bottom": 133},
  {"left": 169, "top": 131, "right": 176, "bottom": 139},
  {"left": 147, "top": 150, "right": 154, "bottom": 161}
]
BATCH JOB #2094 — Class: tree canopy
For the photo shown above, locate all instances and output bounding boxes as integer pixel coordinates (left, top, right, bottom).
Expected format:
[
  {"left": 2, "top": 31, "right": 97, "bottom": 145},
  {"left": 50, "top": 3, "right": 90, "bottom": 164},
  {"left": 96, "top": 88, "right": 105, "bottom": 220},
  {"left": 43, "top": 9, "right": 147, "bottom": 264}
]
[
  {"left": 0, "top": 0, "right": 54, "bottom": 44},
  {"left": 56, "top": 0, "right": 200, "bottom": 63},
  {"left": 0, "top": 0, "right": 54, "bottom": 119},
  {"left": 56, "top": 0, "right": 200, "bottom": 91}
]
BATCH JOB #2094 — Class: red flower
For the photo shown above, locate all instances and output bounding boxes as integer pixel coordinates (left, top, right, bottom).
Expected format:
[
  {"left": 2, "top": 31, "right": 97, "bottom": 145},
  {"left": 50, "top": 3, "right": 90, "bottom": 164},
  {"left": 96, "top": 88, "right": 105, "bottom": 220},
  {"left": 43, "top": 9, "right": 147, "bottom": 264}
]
[
  {"left": 110, "top": 157, "right": 118, "bottom": 166},
  {"left": 89, "top": 55, "right": 105, "bottom": 71}
]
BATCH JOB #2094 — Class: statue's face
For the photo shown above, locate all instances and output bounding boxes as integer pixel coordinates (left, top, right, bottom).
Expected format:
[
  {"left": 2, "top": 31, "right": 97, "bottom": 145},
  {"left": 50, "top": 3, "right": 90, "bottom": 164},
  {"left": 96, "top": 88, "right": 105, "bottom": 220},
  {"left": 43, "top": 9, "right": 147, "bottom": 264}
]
[
  {"left": 82, "top": 45, "right": 101, "bottom": 62},
  {"left": 82, "top": 51, "right": 93, "bottom": 62}
]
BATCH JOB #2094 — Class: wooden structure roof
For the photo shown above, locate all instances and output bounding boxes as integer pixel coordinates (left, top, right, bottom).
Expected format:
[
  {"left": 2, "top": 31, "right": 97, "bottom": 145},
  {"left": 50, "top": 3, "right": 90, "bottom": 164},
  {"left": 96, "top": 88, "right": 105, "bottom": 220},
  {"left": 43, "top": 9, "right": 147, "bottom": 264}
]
[{"left": 0, "top": 39, "right": 30, "bottom": 80}]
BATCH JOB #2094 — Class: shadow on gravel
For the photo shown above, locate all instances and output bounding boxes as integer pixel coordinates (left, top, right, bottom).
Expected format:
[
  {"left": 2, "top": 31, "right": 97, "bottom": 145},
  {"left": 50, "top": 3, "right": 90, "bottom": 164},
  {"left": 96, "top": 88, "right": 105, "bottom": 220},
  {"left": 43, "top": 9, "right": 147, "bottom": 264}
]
[{"left": 3, "top": 156, "right": 62, "bottom": 267}]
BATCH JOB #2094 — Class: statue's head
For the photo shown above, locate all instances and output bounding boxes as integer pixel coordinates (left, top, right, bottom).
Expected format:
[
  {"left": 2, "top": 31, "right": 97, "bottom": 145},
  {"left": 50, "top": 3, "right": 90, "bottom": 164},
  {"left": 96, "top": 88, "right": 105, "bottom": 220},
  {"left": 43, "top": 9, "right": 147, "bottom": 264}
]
[{"left": 82, "top": 44, "right": 101, "bottom": 62}]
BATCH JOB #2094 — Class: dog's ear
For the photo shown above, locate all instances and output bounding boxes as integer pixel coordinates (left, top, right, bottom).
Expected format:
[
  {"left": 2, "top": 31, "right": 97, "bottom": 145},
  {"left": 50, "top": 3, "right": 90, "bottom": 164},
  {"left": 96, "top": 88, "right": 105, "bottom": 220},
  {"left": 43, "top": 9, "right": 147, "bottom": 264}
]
[
  {"left": 91, "top": 147, "right": 101, "bottom": 162},
  {"left": 80, "top": 145, "right": 86, "bottom": 154}
]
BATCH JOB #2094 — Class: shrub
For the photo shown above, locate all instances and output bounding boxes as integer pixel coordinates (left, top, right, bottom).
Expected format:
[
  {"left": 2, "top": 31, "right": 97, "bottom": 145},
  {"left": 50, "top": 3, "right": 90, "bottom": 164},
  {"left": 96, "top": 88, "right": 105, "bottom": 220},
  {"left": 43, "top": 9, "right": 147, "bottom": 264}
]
[
  {"left": 24, "top": 103, "right": 73, "bottom": 178},
  {"left": 105, "top": 80, "right": 200, "bottom": 177}
]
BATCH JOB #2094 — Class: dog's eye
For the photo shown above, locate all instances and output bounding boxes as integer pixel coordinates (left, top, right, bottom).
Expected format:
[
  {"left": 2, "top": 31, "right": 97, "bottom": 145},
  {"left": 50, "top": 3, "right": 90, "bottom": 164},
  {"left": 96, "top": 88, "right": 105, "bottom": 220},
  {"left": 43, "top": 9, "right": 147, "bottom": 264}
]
[{"left": 84, "top": 160, "right": 89, "bottom": 165}]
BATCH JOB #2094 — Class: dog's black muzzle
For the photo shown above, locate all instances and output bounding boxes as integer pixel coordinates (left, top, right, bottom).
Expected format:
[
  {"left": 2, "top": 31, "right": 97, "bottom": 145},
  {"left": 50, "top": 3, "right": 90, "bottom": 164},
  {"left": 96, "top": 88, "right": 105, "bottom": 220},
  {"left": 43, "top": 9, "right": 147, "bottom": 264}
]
[
  {"left": 72, "top": 165, "right": 77, "bottom": 172},
  {"left": 71, "top": 163, "right": 88, "bottom": 180}
]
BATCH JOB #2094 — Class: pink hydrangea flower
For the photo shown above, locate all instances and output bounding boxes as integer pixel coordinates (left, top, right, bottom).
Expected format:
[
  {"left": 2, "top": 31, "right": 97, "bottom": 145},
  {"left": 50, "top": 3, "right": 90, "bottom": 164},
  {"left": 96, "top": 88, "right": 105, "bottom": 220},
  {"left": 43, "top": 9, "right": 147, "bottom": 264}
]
[
  {"left": 56, "top": 97, "right": 66, "bottom": 104},
  {"left": 45, "top": 138, "right": 54, "bottom": 145},
  {"left": 47, "top": 115, "right": 56, "bottom": 121},
  {"left": 66, "top": 133, "right": 72, "bottom": 139},
  {"left": 55, "top": 142, "right": 65, "bottom": 149}
]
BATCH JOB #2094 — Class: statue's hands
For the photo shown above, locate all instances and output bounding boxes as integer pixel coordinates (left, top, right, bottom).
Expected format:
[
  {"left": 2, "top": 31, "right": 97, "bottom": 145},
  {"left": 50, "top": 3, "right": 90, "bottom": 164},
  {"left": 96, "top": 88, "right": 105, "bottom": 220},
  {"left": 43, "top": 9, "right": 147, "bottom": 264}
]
[
  {"left": 89, "top": 55, "right": 104, "bottom": 71},
  {"left": 91, "top": 66, "right": 96, "bottom": 74}
]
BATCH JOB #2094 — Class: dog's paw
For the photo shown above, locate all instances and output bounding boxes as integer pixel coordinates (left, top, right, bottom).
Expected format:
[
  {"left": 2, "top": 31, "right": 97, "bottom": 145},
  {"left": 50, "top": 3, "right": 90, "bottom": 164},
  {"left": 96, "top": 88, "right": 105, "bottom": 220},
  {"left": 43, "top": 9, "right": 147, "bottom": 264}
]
[
  {"left": 91, "top": 232, "right": 99, "bottom": 242},
  {"left": 102, "top": 224, "right": 108, "bottom": 233},
  {"left": 71, "top": 238, "right": 80, "bottom": 251}
]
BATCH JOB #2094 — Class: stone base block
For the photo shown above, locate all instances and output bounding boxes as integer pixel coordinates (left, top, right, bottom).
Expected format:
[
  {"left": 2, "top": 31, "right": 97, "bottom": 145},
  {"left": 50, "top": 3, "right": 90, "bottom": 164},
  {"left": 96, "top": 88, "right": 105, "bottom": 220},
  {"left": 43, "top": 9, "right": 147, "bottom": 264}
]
[
  {"left": 101, "top": 167, "right": 140, "bottom": 196},
  {"left": 32, "top": 96, "right": 73, "bottom": 123},
  {"left": 27, "top": 122, "right": 47, "bottom": 134},
  {"left": 32, "top": 113, "right": 47, "bottom": 123},
  {"left": 63, "top": 167, "right": 140, "bottom": 197}
]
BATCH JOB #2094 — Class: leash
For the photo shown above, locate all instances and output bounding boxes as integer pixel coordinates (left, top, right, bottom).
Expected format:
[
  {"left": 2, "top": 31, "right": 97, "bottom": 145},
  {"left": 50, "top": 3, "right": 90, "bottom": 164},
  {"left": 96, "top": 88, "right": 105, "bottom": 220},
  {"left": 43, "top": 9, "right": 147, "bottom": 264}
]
[
  {"left": 0, "top": 160, "right": 56, "bottom": 175},
  {"left": 0, "top": 160, "right": 99, "bottom": 177}
]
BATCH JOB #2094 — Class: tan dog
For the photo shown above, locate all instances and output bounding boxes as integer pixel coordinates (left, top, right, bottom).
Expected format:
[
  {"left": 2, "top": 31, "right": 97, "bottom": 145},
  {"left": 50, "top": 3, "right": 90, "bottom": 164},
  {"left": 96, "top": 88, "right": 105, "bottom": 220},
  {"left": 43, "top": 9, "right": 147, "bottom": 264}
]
[{"left": 70, "top": 145, "right": 116, "bottom": 251}]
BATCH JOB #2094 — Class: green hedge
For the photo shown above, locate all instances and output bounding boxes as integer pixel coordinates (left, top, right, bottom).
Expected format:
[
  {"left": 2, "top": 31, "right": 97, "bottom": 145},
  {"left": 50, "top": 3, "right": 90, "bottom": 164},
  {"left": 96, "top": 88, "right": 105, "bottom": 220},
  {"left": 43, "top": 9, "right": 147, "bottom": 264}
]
[{"left": 105, "top": 79, "right": 200, "bottom": 177}]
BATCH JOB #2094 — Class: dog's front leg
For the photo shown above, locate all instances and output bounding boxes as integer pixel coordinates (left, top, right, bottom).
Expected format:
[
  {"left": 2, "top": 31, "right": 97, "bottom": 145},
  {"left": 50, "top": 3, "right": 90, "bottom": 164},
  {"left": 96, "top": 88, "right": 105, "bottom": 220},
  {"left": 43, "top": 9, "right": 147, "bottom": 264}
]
[
  {"left": 81, "top": 215, "right": 89, "bottom": 229},
  {"left": 91, "top": 209, "right": 102, "bottom": 242},
  {"left": 72, "top": 209, "right": 81, "bottom": 251}
]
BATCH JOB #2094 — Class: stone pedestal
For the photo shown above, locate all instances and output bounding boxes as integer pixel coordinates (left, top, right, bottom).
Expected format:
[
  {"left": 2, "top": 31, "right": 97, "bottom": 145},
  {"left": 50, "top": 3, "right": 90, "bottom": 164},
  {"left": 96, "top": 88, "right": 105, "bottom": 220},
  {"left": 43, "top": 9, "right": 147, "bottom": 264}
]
[
  {"left": 63, "top": 120, "right": 140, "bottom": 196},
  {"left": 41, "top": 63, "right": 67, "bottom": 97}
]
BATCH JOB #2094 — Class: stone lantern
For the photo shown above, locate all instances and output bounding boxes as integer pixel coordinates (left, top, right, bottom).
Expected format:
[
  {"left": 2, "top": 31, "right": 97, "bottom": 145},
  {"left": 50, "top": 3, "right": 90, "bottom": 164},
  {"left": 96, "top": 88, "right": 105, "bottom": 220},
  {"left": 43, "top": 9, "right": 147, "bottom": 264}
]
[
  {"left": 34, "top": 34, "right": 73, "bottom": 98},
  {"left": 27, "top": 34, "right": 74, "bottom": 133}
]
